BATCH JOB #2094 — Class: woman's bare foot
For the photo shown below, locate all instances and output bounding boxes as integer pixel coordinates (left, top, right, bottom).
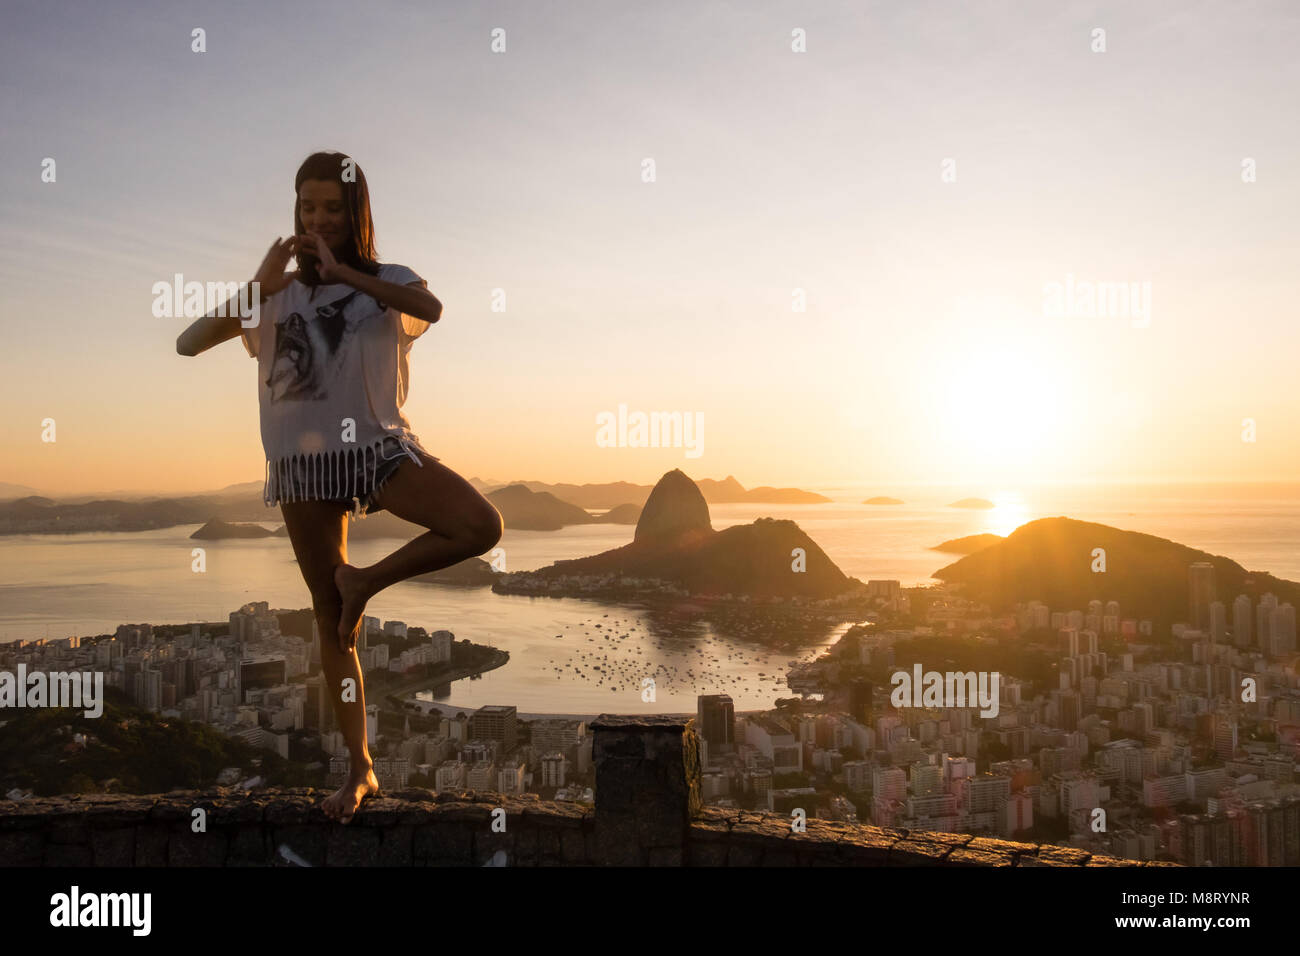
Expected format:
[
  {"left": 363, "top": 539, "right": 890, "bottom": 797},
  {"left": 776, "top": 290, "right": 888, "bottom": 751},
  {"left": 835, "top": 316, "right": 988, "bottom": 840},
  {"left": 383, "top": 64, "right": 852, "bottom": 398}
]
[
  {"left": 334, "top": 563, "right": 371, "bottom": 649},
  {"left": 322, "top": 765, "right": 380, "bottom": 824}
]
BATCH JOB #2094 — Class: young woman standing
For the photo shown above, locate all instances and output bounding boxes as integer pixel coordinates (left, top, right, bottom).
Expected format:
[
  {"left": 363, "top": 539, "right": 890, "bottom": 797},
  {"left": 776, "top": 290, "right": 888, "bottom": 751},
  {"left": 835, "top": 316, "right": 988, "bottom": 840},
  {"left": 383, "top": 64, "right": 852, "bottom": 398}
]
[{"left": 177, "top": 151, "right": 502, "bottom": 822}]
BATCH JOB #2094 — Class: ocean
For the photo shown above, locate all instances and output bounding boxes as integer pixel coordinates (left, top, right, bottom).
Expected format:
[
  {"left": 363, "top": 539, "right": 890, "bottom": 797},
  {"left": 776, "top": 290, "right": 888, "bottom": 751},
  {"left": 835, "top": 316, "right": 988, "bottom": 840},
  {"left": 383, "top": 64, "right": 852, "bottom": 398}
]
[{"left": 1, "top": 481, "right": 1296, "bottom": 714}]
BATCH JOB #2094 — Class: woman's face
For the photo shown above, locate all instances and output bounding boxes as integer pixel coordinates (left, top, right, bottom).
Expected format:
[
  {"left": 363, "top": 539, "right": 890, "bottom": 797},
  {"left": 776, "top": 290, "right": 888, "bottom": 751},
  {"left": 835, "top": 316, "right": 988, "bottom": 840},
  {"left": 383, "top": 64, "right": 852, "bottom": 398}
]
[{"left": 297, "top": 179, "right": 350, "bottom": 253}]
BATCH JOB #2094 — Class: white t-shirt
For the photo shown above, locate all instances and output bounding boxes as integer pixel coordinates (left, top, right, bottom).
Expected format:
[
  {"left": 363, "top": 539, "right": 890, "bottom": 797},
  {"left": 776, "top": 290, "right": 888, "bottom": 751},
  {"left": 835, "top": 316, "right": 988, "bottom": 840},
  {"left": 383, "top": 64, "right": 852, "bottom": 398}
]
[{"left": 241, "top": 263, "right": 433, "bottom": 507}]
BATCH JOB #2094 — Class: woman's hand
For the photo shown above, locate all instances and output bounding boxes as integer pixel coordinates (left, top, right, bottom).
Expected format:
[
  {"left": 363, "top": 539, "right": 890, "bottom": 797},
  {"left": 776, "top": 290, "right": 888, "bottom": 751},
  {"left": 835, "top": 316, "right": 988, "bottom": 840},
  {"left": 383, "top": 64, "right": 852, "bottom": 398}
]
[
  {"left": 177, "top": 239, "right": 294, "bottom": 356},
  {"left": 253, "top": 236, "right": 299, "bottom": 298},
  {"left": 298, "top": 232, "right": 352, "bottom": 284}
]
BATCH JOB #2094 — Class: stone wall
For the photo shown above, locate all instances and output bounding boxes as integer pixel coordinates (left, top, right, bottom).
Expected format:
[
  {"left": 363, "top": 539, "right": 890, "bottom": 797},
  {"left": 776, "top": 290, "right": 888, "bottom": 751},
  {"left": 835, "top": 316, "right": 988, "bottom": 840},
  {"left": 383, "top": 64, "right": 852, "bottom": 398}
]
[{"left": 0, "top": 715, "right": 1178, "bottom": 867}]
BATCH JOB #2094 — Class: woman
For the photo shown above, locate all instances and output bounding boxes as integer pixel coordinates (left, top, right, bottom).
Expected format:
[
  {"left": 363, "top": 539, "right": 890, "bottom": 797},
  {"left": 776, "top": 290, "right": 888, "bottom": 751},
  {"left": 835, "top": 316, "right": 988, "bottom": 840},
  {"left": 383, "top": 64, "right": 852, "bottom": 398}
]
[{"left": 176, "top": 151, "right": 503, "bottom": 823}]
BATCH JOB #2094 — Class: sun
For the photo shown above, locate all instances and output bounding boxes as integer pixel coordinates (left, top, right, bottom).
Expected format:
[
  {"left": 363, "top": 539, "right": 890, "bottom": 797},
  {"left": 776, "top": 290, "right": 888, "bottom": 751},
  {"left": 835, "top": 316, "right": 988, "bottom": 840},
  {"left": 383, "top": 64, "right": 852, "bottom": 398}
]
[
  {"left": 985, "top": 493, "right": 1031, "bottom": 538},
  {"left": 928, "top": 339, "right": 1070, "bottom": 483}
]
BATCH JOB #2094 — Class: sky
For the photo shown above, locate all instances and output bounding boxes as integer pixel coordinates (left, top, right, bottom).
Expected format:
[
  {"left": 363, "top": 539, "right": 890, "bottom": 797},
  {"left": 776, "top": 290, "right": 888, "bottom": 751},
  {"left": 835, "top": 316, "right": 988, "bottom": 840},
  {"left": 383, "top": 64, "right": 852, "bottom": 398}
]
[{"left": 1, "top": 0, "right": 1298, "bottom": 496}]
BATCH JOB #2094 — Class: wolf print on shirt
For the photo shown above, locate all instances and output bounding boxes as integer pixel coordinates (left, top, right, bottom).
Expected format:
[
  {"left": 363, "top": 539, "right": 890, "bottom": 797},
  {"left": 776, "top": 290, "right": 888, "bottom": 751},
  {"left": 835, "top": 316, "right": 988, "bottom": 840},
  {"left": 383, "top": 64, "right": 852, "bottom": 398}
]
[{"left": 265, "top": 290, "right": 367, "bottom": 402}]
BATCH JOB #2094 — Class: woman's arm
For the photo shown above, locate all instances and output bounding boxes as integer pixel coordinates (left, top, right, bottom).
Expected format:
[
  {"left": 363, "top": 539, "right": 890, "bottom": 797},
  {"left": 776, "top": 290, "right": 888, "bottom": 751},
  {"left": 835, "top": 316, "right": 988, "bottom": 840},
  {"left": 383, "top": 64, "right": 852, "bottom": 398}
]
[
  {"left": 176, "top": 237, "right": 297, "bottom": 356},
  {"left": 341, "top": 268, "right": 443, "bottom": 324},
  {"left": 300, "top": 232, "right": 442, "bottom": 324},
  {"left": 175, "top": 287, "right": 255, "bottom": 356}
]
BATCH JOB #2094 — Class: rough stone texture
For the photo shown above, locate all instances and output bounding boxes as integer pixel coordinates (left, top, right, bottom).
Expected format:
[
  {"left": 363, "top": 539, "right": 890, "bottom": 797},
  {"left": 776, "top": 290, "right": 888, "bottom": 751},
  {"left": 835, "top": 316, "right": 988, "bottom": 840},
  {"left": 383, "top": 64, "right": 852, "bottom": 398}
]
[
  {"left": 0, "top": 717, "right": 1177, "bottom": 867},
  {"left": 591, "top": 714, "right": 702, "bottom": 866}
]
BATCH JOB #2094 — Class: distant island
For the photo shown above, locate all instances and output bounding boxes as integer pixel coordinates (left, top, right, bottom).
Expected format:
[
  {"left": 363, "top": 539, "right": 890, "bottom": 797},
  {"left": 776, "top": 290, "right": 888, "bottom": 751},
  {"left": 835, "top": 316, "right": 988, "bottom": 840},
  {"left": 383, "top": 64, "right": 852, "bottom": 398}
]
[
  {"left": 948, "top": 498, "right": 995, "bottom": 509},
  {"left": 410, "top": 556, "right": 500, "bottom": 586},
  {"left": 932, "top": 533, "right": 1003, "bottom": 554},
  {"left": 190, "top": 519, "right": 277, "bottom": 540},
  {"left": 933, "top": 516, "right": 1300, "bottom": 628},
  {"left": 863, "top": 496, "right": 904, "bottom": 505},
  {"left": 596, "top": 503, "right": 642, "bottom": 522},
  {"left": 0, "top": 474, "right": 829, "bottom": 537}
]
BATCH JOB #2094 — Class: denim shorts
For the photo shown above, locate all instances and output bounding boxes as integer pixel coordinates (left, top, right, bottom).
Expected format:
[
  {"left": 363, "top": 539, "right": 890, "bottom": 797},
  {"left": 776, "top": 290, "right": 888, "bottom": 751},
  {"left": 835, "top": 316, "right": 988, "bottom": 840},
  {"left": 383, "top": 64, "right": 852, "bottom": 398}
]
[{"left": 279, "top": 435, "right": 436, "bottom": 518}]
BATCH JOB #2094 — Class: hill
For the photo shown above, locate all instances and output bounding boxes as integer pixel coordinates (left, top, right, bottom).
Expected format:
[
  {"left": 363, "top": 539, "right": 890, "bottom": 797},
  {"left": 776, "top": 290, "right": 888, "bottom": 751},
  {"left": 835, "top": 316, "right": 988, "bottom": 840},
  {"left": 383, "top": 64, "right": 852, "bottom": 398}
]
[
  {"left": 932, "top": 533, "right": 1003, "bottom": 554},
  {"left": 0, "top": 482, "right": 42, "bottom": 500},
  {"left": 411, "top": 556, "right": 500, "bottom": 586},
  {"left": 933, "top": 517, "right": 1300, "bottom": 627},
  {"left": 485, "top": 484, "right": 608, "bottom": 531},
  {"left": 0, "top": 690, "right": 319, "bottom": 795}
]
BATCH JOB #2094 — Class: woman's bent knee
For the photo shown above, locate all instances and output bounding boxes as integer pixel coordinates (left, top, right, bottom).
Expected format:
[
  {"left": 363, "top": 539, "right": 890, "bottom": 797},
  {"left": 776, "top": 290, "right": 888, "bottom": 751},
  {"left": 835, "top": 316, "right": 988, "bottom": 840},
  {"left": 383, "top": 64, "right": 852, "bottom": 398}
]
[{"left": 470, "top": 507, "right": 503, "bottom": 554}]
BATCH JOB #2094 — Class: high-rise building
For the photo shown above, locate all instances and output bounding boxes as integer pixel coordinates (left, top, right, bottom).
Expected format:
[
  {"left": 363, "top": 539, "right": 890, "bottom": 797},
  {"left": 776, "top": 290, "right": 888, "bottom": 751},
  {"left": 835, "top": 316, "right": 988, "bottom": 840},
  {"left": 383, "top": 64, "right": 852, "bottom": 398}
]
[
  {"left": 967, "top": 774, "right": 1011, "bottom": 814},
  {"left": 469, "top": 704, "right": 518, "bottom": 752},
  {"left": 1233, "top": 594, "right": 1253, "bottom": 648},
  {"left": 1188, "top": 563, "right": 1217, "bottom": 631},
  {"left": 1272, "top": 603, "right": 1297, "bottom": 656},
  {"left": 910, "top": 761, "right": 943, "bottom": 796},
  {"left": 866, "top": 580, "right": 901, "bottom": 603},
  {"left": 540, "top": 752, "right": 567, "bottom": 787},
  {"left": 140, "top": 668, "right": 162, "bottom": 713},
  {"left": 1214, "top": 716, "right": 1237, "bottom": 760},
  {"left": 698, "top": 694, "right": 735, "bottom": 756},
  {"left": 1061, "top": 691, "right": 1081, "bottom": 732},
  {"left": 240, "top": 657, "right": 287, "bottom": 693},
  {"left": 305, "top": 673, "right": 334, "bottom": 733},
  {"left": 872, "top": 766, "right": 907, "bottom": 803},
  {"left": 1257, "top": 594, "right": 1278, "bottom": 651},
  {"left": 847, "top": 679, "right": 873, "bottom": 725},
  {"left": 1209, "top": 601, "right": 1227, "bottom": 643}
]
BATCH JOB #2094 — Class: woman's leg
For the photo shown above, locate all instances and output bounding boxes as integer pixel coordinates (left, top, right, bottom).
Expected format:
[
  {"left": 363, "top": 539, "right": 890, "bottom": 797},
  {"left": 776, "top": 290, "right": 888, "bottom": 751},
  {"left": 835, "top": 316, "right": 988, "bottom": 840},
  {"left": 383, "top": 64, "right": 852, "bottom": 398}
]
[
  {"left": 334, "top": 450, "right": 504, "bottom": 643},
  {"left": 279, "top": 498, "right": 380, "bottom": 823}
]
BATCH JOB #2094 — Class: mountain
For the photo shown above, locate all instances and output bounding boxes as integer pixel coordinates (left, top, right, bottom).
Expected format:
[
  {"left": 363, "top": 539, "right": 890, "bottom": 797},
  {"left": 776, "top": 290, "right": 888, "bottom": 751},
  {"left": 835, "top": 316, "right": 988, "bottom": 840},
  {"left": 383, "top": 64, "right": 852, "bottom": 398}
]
[
  {"left": 933, "top": 517, "right": 1300, "bottom": 626},
  {"left": 0, "top": 483, "right": 42, "bottom": 500},
  {"left": 210, "top": 480, "right": 267, "bottom": 498},
  {"left": 0, "top": 494, "right": 276, "bottom": 533},
  {"left": 698, "top": 476, "right": 830, "bottom": 504},
  {"left": 480, "top": 475, "right": 830, "bottom": 508},
  {"left": 932, "top": 533, "right": 1003, "bottom": 554},
  {"left": 634, "top": 469, "right": 712, "bottom": 544},
  {"left": 8, "top": 495, "right": 55, "bottom": 509},
  {"left": 485, "top": 484, "right": 607, "bottom": 531},
  {"left": 496, "top": 470, "right": 861, "bottom": 601},
  {"left": 0, "top": 471, "right": 824, "bottom": 536}
]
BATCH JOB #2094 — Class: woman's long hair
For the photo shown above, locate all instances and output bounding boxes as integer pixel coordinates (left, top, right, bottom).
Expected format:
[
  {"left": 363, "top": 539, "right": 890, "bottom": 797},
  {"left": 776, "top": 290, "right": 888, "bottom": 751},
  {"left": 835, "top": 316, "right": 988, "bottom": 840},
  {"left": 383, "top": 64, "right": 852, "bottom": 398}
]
[{"left": 293, "top": 151, "right": 381, "bottom": 286}]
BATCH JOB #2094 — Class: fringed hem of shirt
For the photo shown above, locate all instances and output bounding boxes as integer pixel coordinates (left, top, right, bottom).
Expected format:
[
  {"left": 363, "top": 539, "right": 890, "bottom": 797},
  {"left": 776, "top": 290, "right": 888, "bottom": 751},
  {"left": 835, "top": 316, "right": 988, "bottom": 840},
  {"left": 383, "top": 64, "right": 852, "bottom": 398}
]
[{"left": 261, "top": 435, "right": 425, "bottom": 519}]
